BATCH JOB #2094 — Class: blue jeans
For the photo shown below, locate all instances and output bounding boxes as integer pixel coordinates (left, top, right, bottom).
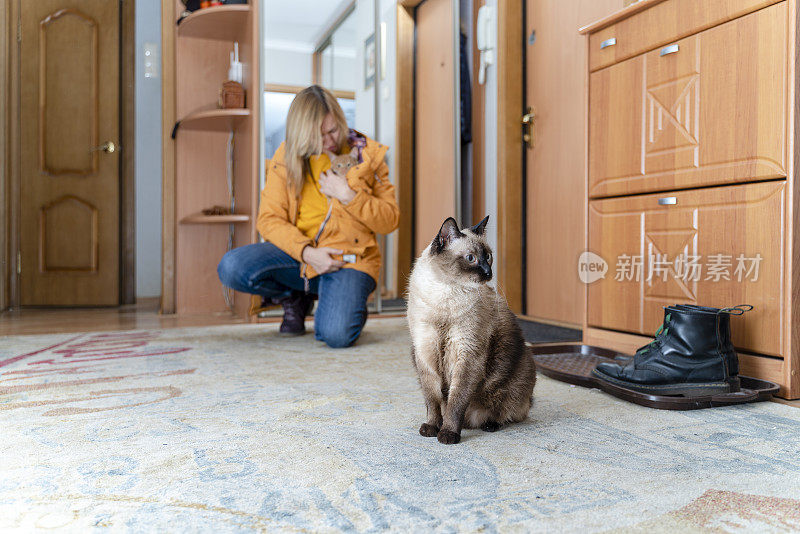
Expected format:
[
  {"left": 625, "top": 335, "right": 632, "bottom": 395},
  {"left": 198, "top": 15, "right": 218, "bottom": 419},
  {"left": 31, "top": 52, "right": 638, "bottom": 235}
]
[{"left": 217, "top": 242, "right": 376, "bottom": 348}]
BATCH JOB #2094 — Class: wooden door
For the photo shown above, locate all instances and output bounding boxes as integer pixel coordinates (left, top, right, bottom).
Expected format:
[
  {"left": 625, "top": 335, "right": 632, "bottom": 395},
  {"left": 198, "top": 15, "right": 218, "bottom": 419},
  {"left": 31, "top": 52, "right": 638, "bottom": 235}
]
[
  {"left": 414, "top": 0, "right": 457, "bottom": 254},
  {"left": 524, "top": 0, "right": 624, "bottom": 326},
  {"left": 588, "top": 181, "right": 784, "bottom": 357},
  {"left": 18, "top": 1, "right": 120, "bottom": 306},
  {"left": 589, "top": 2, "right": 787, "bottom": 198}
]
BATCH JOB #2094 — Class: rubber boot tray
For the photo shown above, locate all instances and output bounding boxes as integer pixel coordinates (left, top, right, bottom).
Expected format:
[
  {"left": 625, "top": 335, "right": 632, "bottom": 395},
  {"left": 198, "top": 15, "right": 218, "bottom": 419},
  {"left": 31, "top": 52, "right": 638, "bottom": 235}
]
[{"left": 530, "top": 344, "right": 779, "bottom": 410}]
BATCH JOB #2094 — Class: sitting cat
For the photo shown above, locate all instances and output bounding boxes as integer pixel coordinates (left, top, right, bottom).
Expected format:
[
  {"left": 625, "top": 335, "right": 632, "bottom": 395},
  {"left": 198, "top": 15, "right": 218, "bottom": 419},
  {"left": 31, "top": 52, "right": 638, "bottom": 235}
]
[{"left": 406, "top": 216, "right": 536, "bottom": 444}]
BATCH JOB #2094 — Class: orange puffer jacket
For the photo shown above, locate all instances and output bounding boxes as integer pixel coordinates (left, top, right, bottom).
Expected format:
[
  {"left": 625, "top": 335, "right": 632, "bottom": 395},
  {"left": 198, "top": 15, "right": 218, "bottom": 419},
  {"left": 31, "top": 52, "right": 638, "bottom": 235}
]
[{"left": 257, "top": 134, "right": 400, "bottom": 283}]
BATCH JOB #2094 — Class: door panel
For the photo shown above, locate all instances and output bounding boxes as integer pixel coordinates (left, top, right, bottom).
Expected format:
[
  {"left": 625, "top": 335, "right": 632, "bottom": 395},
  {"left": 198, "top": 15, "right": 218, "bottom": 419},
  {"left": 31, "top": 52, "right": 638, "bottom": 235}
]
[
  {"left": 19, "top": 1, "right": 119, "bottom": 306},
  {"left": 524, "top": 0, "right": 625, "bottom": 325},
  {"left": 415, "top": 0, "right": 457, "bottom": 255},
  {"left": 589, "top": 2, "right": 787, "bottom": 197},
  {"left": 588, "top": 181, "right": 784, "bottom": 357}
]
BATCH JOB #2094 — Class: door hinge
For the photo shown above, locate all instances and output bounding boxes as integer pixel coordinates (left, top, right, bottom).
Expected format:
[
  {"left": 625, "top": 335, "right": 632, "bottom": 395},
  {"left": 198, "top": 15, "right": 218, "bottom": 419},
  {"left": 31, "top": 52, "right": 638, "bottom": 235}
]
[{"left": 16, "top": 251, "right": 21, "bottom": 275}]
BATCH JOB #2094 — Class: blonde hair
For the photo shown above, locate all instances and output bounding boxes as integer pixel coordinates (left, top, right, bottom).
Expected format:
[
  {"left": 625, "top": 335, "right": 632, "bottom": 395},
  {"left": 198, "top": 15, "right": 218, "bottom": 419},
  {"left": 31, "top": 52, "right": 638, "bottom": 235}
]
[{"left": 284, "top": 85, "right": 349, "bottom": 193}]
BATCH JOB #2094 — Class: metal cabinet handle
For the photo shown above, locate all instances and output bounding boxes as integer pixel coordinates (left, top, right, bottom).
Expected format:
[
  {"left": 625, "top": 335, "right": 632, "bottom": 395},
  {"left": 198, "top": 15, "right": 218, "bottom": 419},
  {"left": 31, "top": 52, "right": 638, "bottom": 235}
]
[
  {"left": 658, "top": 197, "right": 677, "bottom": 205},
  {"left": 600, "top": 37, "right": 616, "bottom": 49},
  {"left": 660, "top": 44, "right": 679, "bottom": 56}
]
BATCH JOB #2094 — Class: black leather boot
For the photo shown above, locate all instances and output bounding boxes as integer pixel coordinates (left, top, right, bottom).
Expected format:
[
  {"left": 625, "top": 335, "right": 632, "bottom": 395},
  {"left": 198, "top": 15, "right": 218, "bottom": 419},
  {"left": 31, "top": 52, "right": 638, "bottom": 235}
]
[
  {"left": 592, "top": 305, "right": 751, "bottom": 397},
  {"left": 276, "top": 291, "right": 315, "bottom": 336},
  {"left": 671, "top": 304, "right": 752, "bottom": 383}
]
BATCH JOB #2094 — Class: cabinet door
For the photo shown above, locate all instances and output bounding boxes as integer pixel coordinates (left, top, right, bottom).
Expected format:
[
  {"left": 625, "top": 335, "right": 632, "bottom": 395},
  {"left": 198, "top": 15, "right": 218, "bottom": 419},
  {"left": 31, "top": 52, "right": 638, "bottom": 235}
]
[
  {"left": 588, "top": 181, "right": 784, "bottom": 357},
  {"left": 589, "top": 54, "right": 644, "bottom": 197},
  {"left": 589, "top": 2, "right": 787, "bottom": 198},
  {"left": 588, "top": 0, "right": 782, "bottom": 71}
]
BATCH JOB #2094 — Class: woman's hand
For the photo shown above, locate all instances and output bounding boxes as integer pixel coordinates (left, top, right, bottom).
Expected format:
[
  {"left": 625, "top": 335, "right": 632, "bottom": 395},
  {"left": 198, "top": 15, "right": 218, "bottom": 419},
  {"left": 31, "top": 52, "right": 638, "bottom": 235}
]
[
  {"left": 319, "top": 170, "right": 356, "bottom": 204},
  {"left": 302, "top": 246, "right": 345, "bottom": 274}
]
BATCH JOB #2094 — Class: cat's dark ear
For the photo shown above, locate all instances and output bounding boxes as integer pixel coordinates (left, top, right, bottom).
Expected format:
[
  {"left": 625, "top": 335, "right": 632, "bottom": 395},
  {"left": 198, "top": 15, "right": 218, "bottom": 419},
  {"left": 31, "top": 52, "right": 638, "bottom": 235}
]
[
  {"left": 470, "top": 215, "right": 489, "bottom": 236},
  {"left": 431, "top": 217, "right": 464, "bottom": 254}
]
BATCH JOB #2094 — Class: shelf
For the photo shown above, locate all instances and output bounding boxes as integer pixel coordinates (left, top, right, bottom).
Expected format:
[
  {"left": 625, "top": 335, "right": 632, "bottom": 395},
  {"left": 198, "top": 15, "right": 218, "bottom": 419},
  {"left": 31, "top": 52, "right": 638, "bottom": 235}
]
[
  {"left": 177, "top": 5, "right": 250, "bottom": 41},
  {"left": 180, "top": 213, "right": 251, "bottom": 224},
  {"left": 178, "top": 109, "right": 250, "bottom": 132}
]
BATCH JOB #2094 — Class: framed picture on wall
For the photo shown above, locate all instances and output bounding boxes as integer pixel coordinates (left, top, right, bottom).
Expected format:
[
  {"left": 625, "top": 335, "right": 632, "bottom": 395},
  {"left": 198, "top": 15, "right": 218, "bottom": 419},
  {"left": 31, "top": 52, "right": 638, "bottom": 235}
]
[{"left": 364, "top": 33, "right": 376, "bottom": 90}]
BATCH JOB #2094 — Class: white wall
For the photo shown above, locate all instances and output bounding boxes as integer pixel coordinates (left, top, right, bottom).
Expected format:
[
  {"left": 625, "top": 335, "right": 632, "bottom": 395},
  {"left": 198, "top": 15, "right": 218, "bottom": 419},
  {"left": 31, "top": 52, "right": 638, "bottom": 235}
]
[
  {"left": 378, "top": 0, "right": 397, "bottom": 293},
  {"left": 330, "top": 53, "right": 357, "bottom": 92},
  {"left": 135, "top": 0, "right": 162, "bottom": 298},
  {"left": 377, "top": 0, "right": 396, "bottom": 173},
  {"left": 483, "top": 0, "right": 498, "bottom": 256},
  {"left": 353, "top": 0, "right": 375, "bottom": 137},
  {"left": 263, "top": 47, "right": 313, "bottom": 87},
  {"left": 322, "top": 14, "right": 358, "bottom": 92},
  {"left": 353, "top": 0, "right": 401, "bottom": 294}
]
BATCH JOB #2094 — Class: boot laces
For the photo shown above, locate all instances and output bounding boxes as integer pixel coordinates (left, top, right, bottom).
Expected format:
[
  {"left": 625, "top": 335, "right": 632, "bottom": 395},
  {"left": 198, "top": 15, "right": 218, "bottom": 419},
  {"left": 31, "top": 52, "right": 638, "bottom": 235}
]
[
  {"left": 637, "top": 313, "right": 671, "bottom": 354},
  {"left": 719, "top": 304, "right": 753, "bottom": 316}
]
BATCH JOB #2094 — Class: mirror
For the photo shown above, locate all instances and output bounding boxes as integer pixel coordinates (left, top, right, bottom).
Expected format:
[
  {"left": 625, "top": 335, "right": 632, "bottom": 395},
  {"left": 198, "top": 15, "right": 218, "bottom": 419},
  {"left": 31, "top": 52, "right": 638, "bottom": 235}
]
[{"left": 261, "top": 0, "right": 399, "bottom": 304}]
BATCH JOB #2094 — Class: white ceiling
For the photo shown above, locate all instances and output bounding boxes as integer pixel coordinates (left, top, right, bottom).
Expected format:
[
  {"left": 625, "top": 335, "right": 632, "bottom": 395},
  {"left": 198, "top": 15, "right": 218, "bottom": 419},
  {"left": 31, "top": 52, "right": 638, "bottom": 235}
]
[{"left": 263, "top": 0, "right": 355, "bottom": 54}]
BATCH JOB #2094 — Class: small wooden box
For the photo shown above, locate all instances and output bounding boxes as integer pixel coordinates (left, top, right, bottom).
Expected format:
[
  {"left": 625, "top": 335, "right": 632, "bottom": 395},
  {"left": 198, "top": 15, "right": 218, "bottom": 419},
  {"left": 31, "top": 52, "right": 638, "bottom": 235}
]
[{"left": 219, "top": 80, "right": 245, "bottom": 109}]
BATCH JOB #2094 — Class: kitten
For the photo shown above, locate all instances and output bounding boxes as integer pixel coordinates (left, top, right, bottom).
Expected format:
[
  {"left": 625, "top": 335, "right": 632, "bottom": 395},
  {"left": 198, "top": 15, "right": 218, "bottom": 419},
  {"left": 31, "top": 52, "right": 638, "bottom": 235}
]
[
  {"left": 406, "top": 216, "right": 536, "bottom": 445},
  {"left": 327, "top": 147, "right": 359, "bottom": 177}
]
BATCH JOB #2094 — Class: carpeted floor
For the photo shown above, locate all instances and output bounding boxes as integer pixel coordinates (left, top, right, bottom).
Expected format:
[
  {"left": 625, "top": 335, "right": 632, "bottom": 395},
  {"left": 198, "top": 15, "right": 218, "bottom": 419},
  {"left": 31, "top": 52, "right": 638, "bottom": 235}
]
[{"left": 2, "top": 317, "right": 799, "bottom": 532}]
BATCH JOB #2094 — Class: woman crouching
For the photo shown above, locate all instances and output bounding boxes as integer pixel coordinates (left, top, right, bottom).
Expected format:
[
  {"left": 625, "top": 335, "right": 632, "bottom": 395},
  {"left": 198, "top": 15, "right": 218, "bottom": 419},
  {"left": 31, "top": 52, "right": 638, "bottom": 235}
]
[{"left": 218, "top": 85, "right": 400, "bottom": 347}]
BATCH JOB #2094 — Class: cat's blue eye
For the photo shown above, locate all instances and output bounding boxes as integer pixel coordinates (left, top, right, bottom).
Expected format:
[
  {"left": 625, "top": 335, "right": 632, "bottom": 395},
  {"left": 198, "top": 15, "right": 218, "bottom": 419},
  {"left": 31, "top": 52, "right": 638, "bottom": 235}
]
[{"left": 466, "top": 254, "right": 476, "bottom": 263}]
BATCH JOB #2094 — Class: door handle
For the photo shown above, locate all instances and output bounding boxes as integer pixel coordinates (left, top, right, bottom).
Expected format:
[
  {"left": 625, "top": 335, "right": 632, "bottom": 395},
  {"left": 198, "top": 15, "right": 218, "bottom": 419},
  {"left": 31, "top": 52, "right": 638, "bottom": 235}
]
[
  {"left": 90, "top": 141, "right": 117, "bottom": 154},
  {"left": 522, "top": 107, "right": 536, "bottom": 149}
]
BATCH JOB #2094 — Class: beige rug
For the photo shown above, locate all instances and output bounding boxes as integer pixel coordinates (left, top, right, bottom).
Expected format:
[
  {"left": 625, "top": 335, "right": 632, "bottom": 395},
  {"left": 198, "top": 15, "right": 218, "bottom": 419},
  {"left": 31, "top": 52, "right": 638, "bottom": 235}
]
[{"left": 1, "top": 317, "right": 799, "bottom": 532}]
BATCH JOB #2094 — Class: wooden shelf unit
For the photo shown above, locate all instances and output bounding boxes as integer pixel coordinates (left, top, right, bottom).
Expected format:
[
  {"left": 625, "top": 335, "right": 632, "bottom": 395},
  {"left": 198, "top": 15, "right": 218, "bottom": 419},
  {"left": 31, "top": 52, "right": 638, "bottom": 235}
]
[
  {"left": 177, "top": 5, "right": 250, "bottom": 41},
  {"left": 180, "top": 213, "right": 251, "bottom": 224},
  {"left": 179, "top": 109, "right": 251, "bottom": 132},
  {"left": 169, "top": 1, "right": 259, "bottom": 317}
]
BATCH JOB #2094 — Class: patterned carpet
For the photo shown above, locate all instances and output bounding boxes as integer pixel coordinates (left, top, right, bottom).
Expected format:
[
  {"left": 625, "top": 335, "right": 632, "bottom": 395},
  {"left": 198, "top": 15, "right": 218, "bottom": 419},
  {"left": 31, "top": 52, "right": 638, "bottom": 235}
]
[{"left": 1, "top": 317, "right": 799, "bottom": 532}]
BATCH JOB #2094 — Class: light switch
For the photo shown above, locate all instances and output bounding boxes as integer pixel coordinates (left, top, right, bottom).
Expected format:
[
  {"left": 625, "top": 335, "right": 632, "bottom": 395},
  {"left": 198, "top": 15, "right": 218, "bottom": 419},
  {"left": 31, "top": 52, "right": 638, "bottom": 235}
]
[{"left": 144, "top": 42, "right": 159, "bottom": 79}]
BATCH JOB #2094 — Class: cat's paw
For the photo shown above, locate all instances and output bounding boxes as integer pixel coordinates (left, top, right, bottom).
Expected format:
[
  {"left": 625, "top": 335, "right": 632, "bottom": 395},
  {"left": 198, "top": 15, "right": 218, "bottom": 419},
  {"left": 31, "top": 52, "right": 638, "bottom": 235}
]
[
  {"left": 480, "top": 421, "right": 502, "bottom": 432},
  {"left": 437, "top": 429, "right": 461, "bottom": 445},
  {"left": 419, "top": 423, "right": 439, "bottom": 437}
]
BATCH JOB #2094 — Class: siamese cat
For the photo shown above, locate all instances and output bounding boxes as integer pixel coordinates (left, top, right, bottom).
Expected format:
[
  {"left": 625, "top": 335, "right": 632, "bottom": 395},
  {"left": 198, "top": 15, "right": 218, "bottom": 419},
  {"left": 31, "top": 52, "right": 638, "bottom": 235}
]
[{"left": 406, "top": 216, "right": 536, "bottom": 445}]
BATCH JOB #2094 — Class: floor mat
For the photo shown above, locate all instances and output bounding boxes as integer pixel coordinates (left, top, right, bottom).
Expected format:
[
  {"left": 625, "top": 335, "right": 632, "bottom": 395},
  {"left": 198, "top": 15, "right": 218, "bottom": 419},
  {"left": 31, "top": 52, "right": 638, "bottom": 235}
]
[{"left": 530, "top": 344, "right": 779, "bottom": 410}]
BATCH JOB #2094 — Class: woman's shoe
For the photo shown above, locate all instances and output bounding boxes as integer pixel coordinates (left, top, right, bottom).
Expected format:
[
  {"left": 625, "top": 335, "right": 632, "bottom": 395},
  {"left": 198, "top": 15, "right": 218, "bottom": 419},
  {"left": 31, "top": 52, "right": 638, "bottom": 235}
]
[{"left": 276, "top": 291, "right": 315, "bottom": 336}]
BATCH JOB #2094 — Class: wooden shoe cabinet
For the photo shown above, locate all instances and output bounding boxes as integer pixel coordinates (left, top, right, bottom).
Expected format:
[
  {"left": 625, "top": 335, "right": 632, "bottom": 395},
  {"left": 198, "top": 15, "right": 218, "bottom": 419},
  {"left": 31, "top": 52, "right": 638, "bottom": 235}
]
[{"left": 581, "top": 0, "right": 800, "bottom": 398}]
